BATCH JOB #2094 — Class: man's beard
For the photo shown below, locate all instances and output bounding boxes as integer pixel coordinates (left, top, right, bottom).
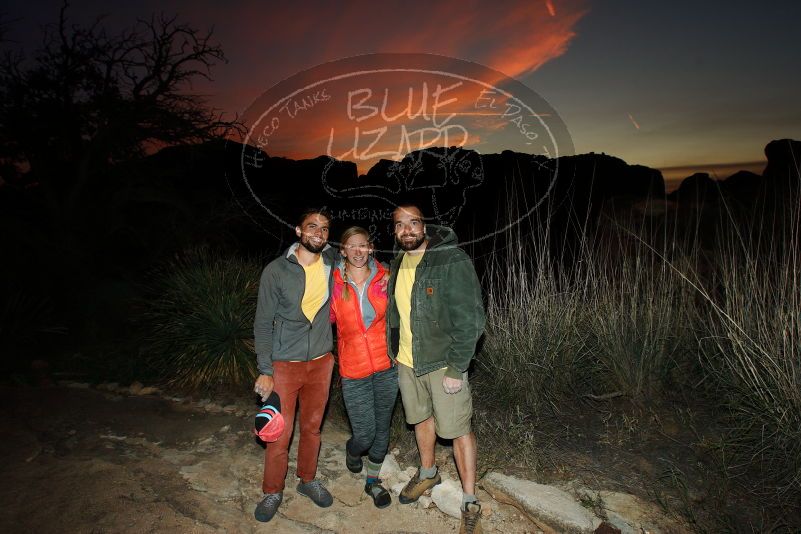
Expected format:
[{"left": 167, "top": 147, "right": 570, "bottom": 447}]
[
  {"left": 396, "top": 233, "right": 426, "bottom": 251},
  {"left": 300, "top": 235, "right": 327, "bottom": 254}
]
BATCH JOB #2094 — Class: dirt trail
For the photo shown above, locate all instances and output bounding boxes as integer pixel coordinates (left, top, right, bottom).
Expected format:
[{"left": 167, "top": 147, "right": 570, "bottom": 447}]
[{"left": 0, "top": 385, "right": 540, "bottom": 533}]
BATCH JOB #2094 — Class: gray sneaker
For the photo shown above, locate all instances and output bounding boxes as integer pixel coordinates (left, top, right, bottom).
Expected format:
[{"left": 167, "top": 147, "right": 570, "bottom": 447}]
[
  {"left": 254, "top": 492, "right": 283, "bottom": 522},
  {"left": 296, "top": 479, "right": 333, "bottom": 508}
]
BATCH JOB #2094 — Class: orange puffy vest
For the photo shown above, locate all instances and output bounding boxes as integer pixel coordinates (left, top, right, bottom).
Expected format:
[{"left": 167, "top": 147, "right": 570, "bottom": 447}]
[{"left": 330, "top": 262, "right": 392, "bottom": 379}]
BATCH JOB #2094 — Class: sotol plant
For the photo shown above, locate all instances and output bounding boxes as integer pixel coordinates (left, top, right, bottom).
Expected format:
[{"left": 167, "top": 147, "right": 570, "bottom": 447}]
[{"left": 142, "top": 248, "right": 260, "bottom": 392}]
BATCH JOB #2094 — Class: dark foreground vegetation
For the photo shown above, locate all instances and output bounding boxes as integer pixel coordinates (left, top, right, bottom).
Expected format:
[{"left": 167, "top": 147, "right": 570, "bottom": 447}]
[{"left": 2, "top": 7, "right": 800, "bottom": 532}]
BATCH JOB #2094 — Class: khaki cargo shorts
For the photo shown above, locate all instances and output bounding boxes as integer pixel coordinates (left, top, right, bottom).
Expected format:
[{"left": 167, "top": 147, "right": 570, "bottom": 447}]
[{"left": 397, "top": 364, "right": 472, "bottom": 439}]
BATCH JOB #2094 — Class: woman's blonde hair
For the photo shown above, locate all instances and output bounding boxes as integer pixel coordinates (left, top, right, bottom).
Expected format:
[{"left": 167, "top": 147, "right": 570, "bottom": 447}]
[{"left": 339, "top": 226, "right": 372, "bottom": 301}]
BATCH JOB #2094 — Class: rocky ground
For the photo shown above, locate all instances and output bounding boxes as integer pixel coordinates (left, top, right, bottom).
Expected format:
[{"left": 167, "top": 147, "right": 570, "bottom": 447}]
[{"left": 0, "top": 383, "right": 684, "bottom": 533}]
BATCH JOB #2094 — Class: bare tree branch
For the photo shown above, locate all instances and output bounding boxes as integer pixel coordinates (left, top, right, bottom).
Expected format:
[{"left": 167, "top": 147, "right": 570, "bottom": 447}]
[{"left": 0, "top": 3, "right": 241, "bottom": 181}]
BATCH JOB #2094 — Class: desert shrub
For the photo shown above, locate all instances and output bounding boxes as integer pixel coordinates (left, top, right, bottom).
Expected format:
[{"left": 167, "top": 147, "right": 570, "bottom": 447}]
[
  {"left": 581, "top": 232, "right": 697, "bottom": 402},
  {"left": 0, "top": 289, "right": 66, "bottom": 369},
  {"left": 141, "top": 248, "right": 260, "bottom": 392},
  {"left": 475, "top": 214, "right": 696, "bottom": 422},
  {"left": 476, "top": 251, "right": 588, "bottom": 421},
  {"left": 466, "top": 202, "right": 708, "bottom": 479},
  {"left": 699, "top": 205, "right": 801, "bottom": 508}
]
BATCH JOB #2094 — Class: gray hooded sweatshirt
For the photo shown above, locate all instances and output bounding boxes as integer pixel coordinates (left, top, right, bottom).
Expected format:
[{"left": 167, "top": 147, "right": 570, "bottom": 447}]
[{"left": 254, "top": 243, "right": 337, "bottom": 376}]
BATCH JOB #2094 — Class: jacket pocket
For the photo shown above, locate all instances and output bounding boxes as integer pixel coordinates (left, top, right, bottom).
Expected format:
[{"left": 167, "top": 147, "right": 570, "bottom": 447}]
[
  {"left": 273, "top": 320, "right": 284, "bottom": 349},
  {"left": 274, "top": 319, "right": 310, "bottom": 358},
  {"left": 417, "top": 278, "right": 442, "bottom": 314}
]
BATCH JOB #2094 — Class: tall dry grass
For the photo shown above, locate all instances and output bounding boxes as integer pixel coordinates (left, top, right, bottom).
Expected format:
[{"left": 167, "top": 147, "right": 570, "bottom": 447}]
[
  {"left": 475, "top": 205, "right": 696, "bottom": 420},
  {"left": 698, "top": 198, "right": 801, "bottom": 504},
  {"left": 472, "top": 186, "right": 801, "bottom": 519}
]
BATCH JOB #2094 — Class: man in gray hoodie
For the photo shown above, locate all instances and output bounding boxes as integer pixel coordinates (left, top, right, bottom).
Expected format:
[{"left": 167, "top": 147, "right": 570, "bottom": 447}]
[{"left": 252, "top": 208, "right": 338, "bottom": 523}]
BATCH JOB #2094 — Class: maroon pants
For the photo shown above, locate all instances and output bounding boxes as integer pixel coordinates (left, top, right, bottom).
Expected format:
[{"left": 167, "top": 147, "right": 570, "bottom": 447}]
[{"left": 262, "top": 353, "right": 334, "bottom": 494}]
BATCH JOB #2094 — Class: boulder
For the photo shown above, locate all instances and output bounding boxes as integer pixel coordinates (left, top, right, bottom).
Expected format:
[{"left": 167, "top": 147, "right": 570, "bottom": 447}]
[
  {"left": 390, "top": 481, "right": 406, "bottom": 496},
  {"left": 418, "top": 495, "right": 433, "bottom": 509},
  {"left": 482, "top": 472, "right": 602, "bottom": 533},
  {"left": 764, "top": 139, "right": 801, "bottom": 183},
  {"left": 204, "top": 402, "right": 223, "bottom": 413},
  {"left": 667, "top": 172, "right": 720, "bottom": 203},
  {"left": 327, "top": 474, "right": 365, "bottom": 507},
  {"left": 598, "top": 491, "right": 664, "bottom": 534},
  {"left": 431, "top": 478, "right": 463, "bottom": 519},
  {"left": 379, "top": 454, "right": 402, "bottom": 479}
]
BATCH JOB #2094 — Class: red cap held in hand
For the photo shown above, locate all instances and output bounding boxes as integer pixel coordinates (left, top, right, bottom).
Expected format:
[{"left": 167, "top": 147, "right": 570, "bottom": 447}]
[{"left": 254, "top": 391, "right": 285, "bottom": 442}]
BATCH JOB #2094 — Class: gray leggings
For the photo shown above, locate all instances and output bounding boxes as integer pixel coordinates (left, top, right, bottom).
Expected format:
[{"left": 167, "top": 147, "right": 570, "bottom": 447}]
[{"left": 341, "top": 365, "right": 399, "bottom": 464}]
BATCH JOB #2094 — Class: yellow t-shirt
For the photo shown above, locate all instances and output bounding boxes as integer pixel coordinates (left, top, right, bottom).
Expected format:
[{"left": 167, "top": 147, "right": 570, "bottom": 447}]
[
  {"left": 395, "top": 251, "right": 424, "bottom": 367},
  {"left": 301, "top": 255, "right": 326, "bottom": 322}
]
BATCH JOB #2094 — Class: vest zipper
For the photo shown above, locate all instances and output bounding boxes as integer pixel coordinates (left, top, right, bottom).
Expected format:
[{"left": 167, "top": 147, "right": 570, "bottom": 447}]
[{"left": 352, "top": 278, "right": 375, "bottom": 375}]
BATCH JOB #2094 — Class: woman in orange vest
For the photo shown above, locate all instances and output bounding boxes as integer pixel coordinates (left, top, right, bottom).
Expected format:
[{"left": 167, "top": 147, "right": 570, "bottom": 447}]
[{"left": 330, "top": 226, "right": 398, "bottom": 508}]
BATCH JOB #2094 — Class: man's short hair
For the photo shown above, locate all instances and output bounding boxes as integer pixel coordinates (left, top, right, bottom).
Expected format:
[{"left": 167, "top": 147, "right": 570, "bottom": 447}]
[
  {"left": 392, "top": 203, "right": 425, "bottom": 220},
  {"left": 297, "top": 207, "right": 333, "bottom": 227}
]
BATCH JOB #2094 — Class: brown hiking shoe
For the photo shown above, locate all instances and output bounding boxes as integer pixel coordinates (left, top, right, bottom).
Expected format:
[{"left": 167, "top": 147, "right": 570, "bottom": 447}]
[
  {"left": 398, "top": 468, "right": 441, "bottom": 504},
  {"left": 459, "top": 502, "right": 482, "bottom": 534}
]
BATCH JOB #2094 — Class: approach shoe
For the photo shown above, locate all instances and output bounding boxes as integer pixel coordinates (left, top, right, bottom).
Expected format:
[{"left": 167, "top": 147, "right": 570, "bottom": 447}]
[
  {"left": 345, "top": 448, "right": 363, "bottom": 473},
  {"left": 254, "top": 492, "right": 283, "bottom": 522},
  {"left": 459, "top": 502, "right": 483, "bottom": 534},
  {"left": 364, "top": 478, "right": 391, "bottom": 508},
  {"left": 398, "top": 467, "right": 441, "bottom": 504},
  {"left": 297, "top": 479, "right": 333, "bottom": 508}
]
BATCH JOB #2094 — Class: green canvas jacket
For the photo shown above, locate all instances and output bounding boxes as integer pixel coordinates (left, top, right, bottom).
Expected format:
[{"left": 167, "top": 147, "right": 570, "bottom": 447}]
[{"left": 386, "top": 225, "right": 486, "bottom": 379}]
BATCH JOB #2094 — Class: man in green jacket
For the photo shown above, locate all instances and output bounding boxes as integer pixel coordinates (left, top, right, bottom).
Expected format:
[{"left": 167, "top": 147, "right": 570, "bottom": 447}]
[
  {"left": 387, "top": 204, "right": 486, "bottom": 534},
  {"left": 252, "top": 208, "right": 338, "bottom": 522}
]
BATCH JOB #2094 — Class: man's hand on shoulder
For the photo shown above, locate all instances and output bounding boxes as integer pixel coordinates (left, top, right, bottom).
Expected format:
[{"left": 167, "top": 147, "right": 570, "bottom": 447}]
[
  {"left": 442, "top": 375, "right": 463, "bottom": 394},
  {"left": 378, "top": 270, "right": 390, "bottom": 290},
  {"left": 254, "top": 374, "right": 275, "bottom": 401}
]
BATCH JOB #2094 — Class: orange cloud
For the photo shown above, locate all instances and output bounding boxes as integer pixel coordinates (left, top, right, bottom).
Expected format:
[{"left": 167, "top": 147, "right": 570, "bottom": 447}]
[
  {"left": 477, "top": 1, "right": 588, "bottom": 78},
  {"left": 218, "top": 0, "right": 588, "bottom": 171},
  {"left": 243, "top": 65, "right": 561, "bottom": 174}
]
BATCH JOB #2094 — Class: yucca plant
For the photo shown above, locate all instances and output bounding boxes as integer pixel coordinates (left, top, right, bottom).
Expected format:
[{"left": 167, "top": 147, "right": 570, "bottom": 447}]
[{"left": 141, "top": 248, "right": 260, "bottom": 392}]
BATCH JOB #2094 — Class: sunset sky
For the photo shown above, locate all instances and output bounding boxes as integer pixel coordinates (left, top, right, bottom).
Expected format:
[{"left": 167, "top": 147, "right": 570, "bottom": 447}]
[{"left": 5, "top": 0, "right": 800, "bottom": 189}]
